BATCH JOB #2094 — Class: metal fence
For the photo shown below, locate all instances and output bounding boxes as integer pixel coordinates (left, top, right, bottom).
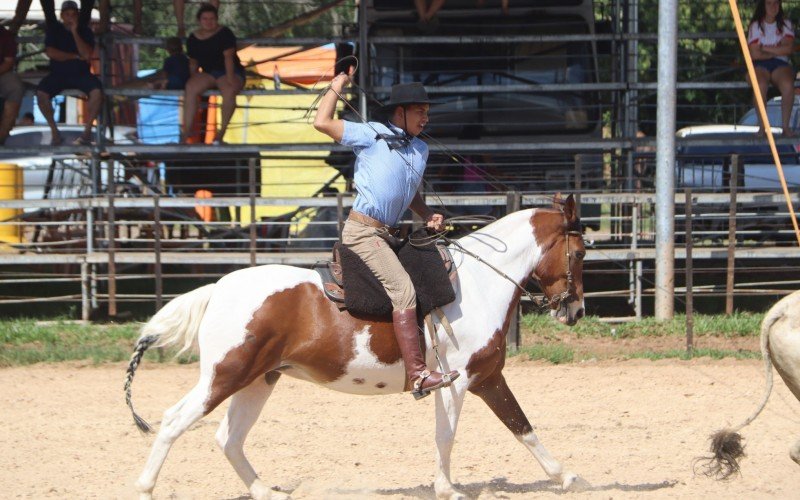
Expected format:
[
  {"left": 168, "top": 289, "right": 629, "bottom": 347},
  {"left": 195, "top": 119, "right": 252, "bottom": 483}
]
[{"left": 2, "top": 148, "right": 800, "bottom": 320}]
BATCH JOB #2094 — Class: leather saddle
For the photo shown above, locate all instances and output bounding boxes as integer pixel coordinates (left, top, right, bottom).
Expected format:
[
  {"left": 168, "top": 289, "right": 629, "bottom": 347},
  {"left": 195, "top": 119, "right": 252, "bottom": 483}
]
[{"left": 314, "top": 241, "right": 457, "bottom": 313}]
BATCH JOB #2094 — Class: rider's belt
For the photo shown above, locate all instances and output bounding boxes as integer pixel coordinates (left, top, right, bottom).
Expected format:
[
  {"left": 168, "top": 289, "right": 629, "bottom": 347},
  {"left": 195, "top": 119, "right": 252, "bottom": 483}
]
[{"left": 348, "top": 210, "right": 399, "bottom": 235}]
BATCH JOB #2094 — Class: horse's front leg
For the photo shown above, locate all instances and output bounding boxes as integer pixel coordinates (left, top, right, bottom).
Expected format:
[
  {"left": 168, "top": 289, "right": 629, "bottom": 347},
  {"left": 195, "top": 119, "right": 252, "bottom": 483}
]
[
  {"left": 433, "top": 378, "right": 468, "bottom": 500},
  {"left": 469, "top": 372, "right": 590, "bottom": 492}
]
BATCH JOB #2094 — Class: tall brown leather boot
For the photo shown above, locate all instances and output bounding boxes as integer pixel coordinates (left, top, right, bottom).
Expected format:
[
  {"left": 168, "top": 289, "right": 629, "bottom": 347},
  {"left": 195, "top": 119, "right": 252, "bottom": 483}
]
[{"left": 393, "top": 308, "right": 460, "bottom": 399}]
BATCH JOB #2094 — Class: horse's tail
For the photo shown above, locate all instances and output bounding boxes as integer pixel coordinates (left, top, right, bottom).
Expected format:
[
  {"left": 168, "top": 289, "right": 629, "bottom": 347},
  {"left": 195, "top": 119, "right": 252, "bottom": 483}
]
[
  {"left": 698, "top": 302, "right": 780, "bottom": 479},
  {"left": 124, "top": 283, "right": 216, "bottom": 433}
]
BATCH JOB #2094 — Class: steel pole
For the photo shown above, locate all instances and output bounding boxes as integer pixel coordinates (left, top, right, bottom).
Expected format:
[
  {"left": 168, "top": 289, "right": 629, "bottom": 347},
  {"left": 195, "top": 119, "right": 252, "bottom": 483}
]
[
  {"left": 655, "top": 0, "right": 677, "bottom": 319},
  {"left": 358, "top": 0, "right": 368, "bottom": 119}
]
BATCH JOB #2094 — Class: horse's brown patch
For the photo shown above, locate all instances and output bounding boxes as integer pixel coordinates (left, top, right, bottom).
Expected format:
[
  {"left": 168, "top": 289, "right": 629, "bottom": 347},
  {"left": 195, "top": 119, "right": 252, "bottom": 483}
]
[
  {"left": 470, "top": 372, "right": 534, "bottom": 436},
  {"left": 352, "top": 378, "right": 365, "bottom": 384},
  {"left": 204, "top": 283, "right": 398, "bottom": 413},
  {"left": 264, "top": 371, "right": 281, "bottom": 386},
  {"left": 465, "top": 288, "right": 521, "bottom": 387},
  {"left": 465, "top": 290, "right": 533, "bottom": 437},
  {"left": 376, "top": 382, "right": 387, "bottom": 388}
]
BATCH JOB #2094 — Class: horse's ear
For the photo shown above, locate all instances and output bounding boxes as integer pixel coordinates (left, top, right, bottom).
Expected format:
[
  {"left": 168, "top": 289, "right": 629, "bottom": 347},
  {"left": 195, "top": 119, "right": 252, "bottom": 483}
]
[
  {"left": 563, "top": 194, "right": 577, "bottom": 222},
  {"left": 552, "top": 192, "right": 563, "bottom": 208}
]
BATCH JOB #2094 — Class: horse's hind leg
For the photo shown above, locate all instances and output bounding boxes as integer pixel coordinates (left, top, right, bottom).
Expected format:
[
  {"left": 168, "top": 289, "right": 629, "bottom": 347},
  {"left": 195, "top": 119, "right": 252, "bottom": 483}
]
[
  {"left": 433, "top": 379, "right": 468, "bottom": 500},
  {"left": 470, "top": 372, "right": 590, "bottom": 492},
  {"left": 216, "top": 371, "right": 284, "bottom": 500},
  {"left": 135, "top": 382, "right": 210, "bottom": 499}
]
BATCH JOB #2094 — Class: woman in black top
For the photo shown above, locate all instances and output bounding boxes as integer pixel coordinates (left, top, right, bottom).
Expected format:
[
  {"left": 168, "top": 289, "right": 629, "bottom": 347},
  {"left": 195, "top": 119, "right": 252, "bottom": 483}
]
[{"left": 183, "top": 3, "right": 244, "bottom": 144}]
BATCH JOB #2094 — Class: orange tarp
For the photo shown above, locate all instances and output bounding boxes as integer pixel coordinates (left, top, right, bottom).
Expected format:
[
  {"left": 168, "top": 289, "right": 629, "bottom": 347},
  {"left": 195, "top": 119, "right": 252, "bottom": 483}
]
[{"left": 237, "top": 45, "right": 336, "bottom": 86}]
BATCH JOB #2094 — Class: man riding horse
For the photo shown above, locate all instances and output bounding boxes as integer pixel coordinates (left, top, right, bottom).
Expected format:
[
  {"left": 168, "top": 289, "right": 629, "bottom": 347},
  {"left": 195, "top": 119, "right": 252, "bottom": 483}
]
[{"left": 314, "top": 75, "right": 460, "bottom": 399}]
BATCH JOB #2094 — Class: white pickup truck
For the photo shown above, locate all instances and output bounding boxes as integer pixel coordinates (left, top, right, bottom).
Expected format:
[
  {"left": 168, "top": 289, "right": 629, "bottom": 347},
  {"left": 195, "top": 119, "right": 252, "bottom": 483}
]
[{"left": 675, "top": 96, "right": 800, "bottom": 191}]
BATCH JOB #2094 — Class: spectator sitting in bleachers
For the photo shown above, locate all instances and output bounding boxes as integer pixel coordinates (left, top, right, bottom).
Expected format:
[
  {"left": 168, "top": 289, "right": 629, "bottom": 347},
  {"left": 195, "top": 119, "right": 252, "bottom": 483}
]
[
  {"left": 182, "top": 2, "right": 244, "bottom": 144},
  {"left": 36, "top": 0, "right": 103, "bottom": 146},
  {"left": 152, "top": 37, "right": 190, "bottom": 90},
  {"left": 0, "top": 25, "right": 24, "bottom": 144},
  {"left": 746, "top": 0, "right": 796, "bottom": 137}
]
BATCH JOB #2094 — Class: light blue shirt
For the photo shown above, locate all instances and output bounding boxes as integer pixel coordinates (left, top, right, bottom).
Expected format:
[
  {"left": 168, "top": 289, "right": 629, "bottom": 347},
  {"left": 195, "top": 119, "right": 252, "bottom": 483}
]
[{"left": 341, "top": 120, "right": 429, "bottom": 227}]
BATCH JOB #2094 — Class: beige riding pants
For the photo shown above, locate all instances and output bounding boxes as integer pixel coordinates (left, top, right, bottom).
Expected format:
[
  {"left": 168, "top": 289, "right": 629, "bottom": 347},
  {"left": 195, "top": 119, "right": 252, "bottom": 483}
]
[{"left": 341, "top": 219, "right": 416, "bottom": 311}]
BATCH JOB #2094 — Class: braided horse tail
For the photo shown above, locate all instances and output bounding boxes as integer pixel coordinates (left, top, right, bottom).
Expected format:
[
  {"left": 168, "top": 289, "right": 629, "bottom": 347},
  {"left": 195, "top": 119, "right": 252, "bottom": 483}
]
[{"left": 124, "top": 284, "right": 216, "bottom": 433}]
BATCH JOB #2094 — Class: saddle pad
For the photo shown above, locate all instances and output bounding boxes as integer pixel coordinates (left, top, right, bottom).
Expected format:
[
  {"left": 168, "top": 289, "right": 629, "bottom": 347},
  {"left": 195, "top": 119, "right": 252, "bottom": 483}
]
[{"left": 340, "top": 230, "right": 456, "bottom": 317}]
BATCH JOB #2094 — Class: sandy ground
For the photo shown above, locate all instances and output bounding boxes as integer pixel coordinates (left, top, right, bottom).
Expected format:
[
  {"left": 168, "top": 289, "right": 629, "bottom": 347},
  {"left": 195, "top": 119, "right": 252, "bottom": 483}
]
[{"left": 1, "top": 358, "right": 798, "bottom": 499}]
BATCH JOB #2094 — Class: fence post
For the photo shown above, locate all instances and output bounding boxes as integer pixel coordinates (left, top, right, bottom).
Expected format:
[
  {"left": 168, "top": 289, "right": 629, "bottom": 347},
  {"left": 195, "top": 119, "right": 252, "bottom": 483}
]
[
  {"left": 81, "top": 262, "right": 90, "bottom": 321},
  {"left": 154, "top": 195, "right": 163, "bottom": 312},
  {"left": 336, "top": 192, "right": 345, "bottom": 244},
  {"left": 685, "top": 188, "right": 694, "bottom": 355},
  {"left": 107, "top": 160, "right": 117, "bottom": 318},
  {"left": 631, "top": 202, "right": 642, "bottom": 320},
  {"left": 88, "top": 155, "right": 98, "bottom": 313},
  {"left": 248, "top": 158, "right": 257, "bottom": 267},
  {"left": 726, "top": 154, "right": 739, "bottom": 315}
]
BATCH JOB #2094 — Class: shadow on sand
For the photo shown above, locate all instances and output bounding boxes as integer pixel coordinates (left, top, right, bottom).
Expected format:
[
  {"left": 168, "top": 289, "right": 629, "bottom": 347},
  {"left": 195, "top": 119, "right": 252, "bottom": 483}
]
[
  {"left": 372, "top": 476, "right": 678, "bottom": 498},
  {"left": 223, "top": 476, "right": 678, "bottom": 499}
]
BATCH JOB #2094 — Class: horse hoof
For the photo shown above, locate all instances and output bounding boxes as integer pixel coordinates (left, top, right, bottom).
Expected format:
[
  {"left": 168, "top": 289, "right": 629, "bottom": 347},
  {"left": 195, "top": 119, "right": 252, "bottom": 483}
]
[
  {"left": 562, "top": 474, "right": 591, "bottom": 492},
  {"left": 250, "top": 481, "right": 288, "bottom": 500},
  {"left": 790, "top": 442, "right": 800, "bottom": 466},
  {"left": 436, "top": 490, "right": 466, "bottom": 500},
  {"left": 434, "top": 484, "right": 467, "bottom": 500}
]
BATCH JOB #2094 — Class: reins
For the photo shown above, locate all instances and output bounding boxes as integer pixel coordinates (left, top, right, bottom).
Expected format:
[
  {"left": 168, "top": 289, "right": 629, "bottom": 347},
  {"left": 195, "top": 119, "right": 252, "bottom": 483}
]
[
  {"left": 444, "top": 229, "right": 581, "bottom": 312},
  {"left": 408, "top": 214, "right": 581, "bottom": 313}
]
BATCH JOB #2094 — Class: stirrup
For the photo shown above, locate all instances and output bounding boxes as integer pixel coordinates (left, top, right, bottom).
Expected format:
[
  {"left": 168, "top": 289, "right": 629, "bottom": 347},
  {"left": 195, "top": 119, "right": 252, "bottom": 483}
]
[{"left": 411, "top": 370, "right": 459, "bottom": 400}]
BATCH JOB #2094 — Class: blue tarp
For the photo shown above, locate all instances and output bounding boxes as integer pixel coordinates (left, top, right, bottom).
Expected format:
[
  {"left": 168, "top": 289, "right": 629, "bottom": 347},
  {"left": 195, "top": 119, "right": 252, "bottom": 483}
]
[{"left": 136, "top": 69, "right": 180, "bottom": 144}]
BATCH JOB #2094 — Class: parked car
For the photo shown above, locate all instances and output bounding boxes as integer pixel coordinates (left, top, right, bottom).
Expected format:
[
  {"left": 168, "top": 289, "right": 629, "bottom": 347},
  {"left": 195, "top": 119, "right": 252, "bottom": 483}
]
[
  {"left": 675, "top": 119, "right": 800, "bottom": 192},
  {"left": 0, "top": 125, "right": 139, "bottom": 200},
  {"left": 674, "top": 107, "right": 800, "bottom": 242},
  {"left": 738, "top": 95, "right": 800, "bottom": 130}
]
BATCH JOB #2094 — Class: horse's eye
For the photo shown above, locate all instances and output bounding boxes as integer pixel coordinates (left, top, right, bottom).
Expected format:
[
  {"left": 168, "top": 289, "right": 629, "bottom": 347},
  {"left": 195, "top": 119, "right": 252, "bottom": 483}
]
[{"left": 575, "top": 251, "right": 586, "bottom": 260}]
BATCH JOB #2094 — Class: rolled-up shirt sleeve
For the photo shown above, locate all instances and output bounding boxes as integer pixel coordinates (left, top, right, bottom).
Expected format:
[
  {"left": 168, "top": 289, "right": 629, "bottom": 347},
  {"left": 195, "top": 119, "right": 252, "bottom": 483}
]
[
  {"left": 783, "top": 20, "right": 795, "bottom": 40},
  {"left": 341, "top": 120, "right": 378, "bottom": 148},
  {"left": 748, "top": 22, "right": 760, "bottom": 45}
]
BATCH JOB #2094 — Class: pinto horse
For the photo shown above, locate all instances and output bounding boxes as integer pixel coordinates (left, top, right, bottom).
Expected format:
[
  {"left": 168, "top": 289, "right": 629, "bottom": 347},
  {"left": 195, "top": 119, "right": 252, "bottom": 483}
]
[{"left": 126, "top": 194, "right": 588, "bottom": 499}]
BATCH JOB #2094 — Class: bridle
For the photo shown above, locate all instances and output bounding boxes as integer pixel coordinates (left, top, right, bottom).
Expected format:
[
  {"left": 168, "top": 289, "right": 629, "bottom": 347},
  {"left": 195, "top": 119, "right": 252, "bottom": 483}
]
[
  {"left": 535, "top": 228, "right": 583, "bottom": 312},
  {"left": 446, "top": 212, "right": 583, "bottom": 312}
]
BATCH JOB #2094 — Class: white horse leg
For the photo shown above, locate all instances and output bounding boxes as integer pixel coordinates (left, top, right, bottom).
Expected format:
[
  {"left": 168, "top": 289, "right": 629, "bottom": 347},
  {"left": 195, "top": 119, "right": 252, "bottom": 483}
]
[
  {"left": 135, "top": 382, "right": 210, "bottom": 499},
  {"left": 433, "top": 379, "right": 468, "bottom": 500},
  {"left": 791, "top": 437, "right": 800, "bottom": 466},
  {"left": 470, "top": 373, "right": 590, "bottom": 492},
  {"left": 215, "top": 372, "right": 284, "bottom": 500}
]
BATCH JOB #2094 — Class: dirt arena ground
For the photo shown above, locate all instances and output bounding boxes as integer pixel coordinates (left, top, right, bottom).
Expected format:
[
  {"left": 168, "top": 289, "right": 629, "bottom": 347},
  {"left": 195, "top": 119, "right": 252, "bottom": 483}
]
[{"left": 1, "top": 358, "right": 798, "bottom": 499}]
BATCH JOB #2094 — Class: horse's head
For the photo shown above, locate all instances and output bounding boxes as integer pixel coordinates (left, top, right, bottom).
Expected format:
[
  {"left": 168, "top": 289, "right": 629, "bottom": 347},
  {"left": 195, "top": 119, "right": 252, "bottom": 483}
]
[{"left": 531, "top": 193, "right": 586, "bottom": 326}]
